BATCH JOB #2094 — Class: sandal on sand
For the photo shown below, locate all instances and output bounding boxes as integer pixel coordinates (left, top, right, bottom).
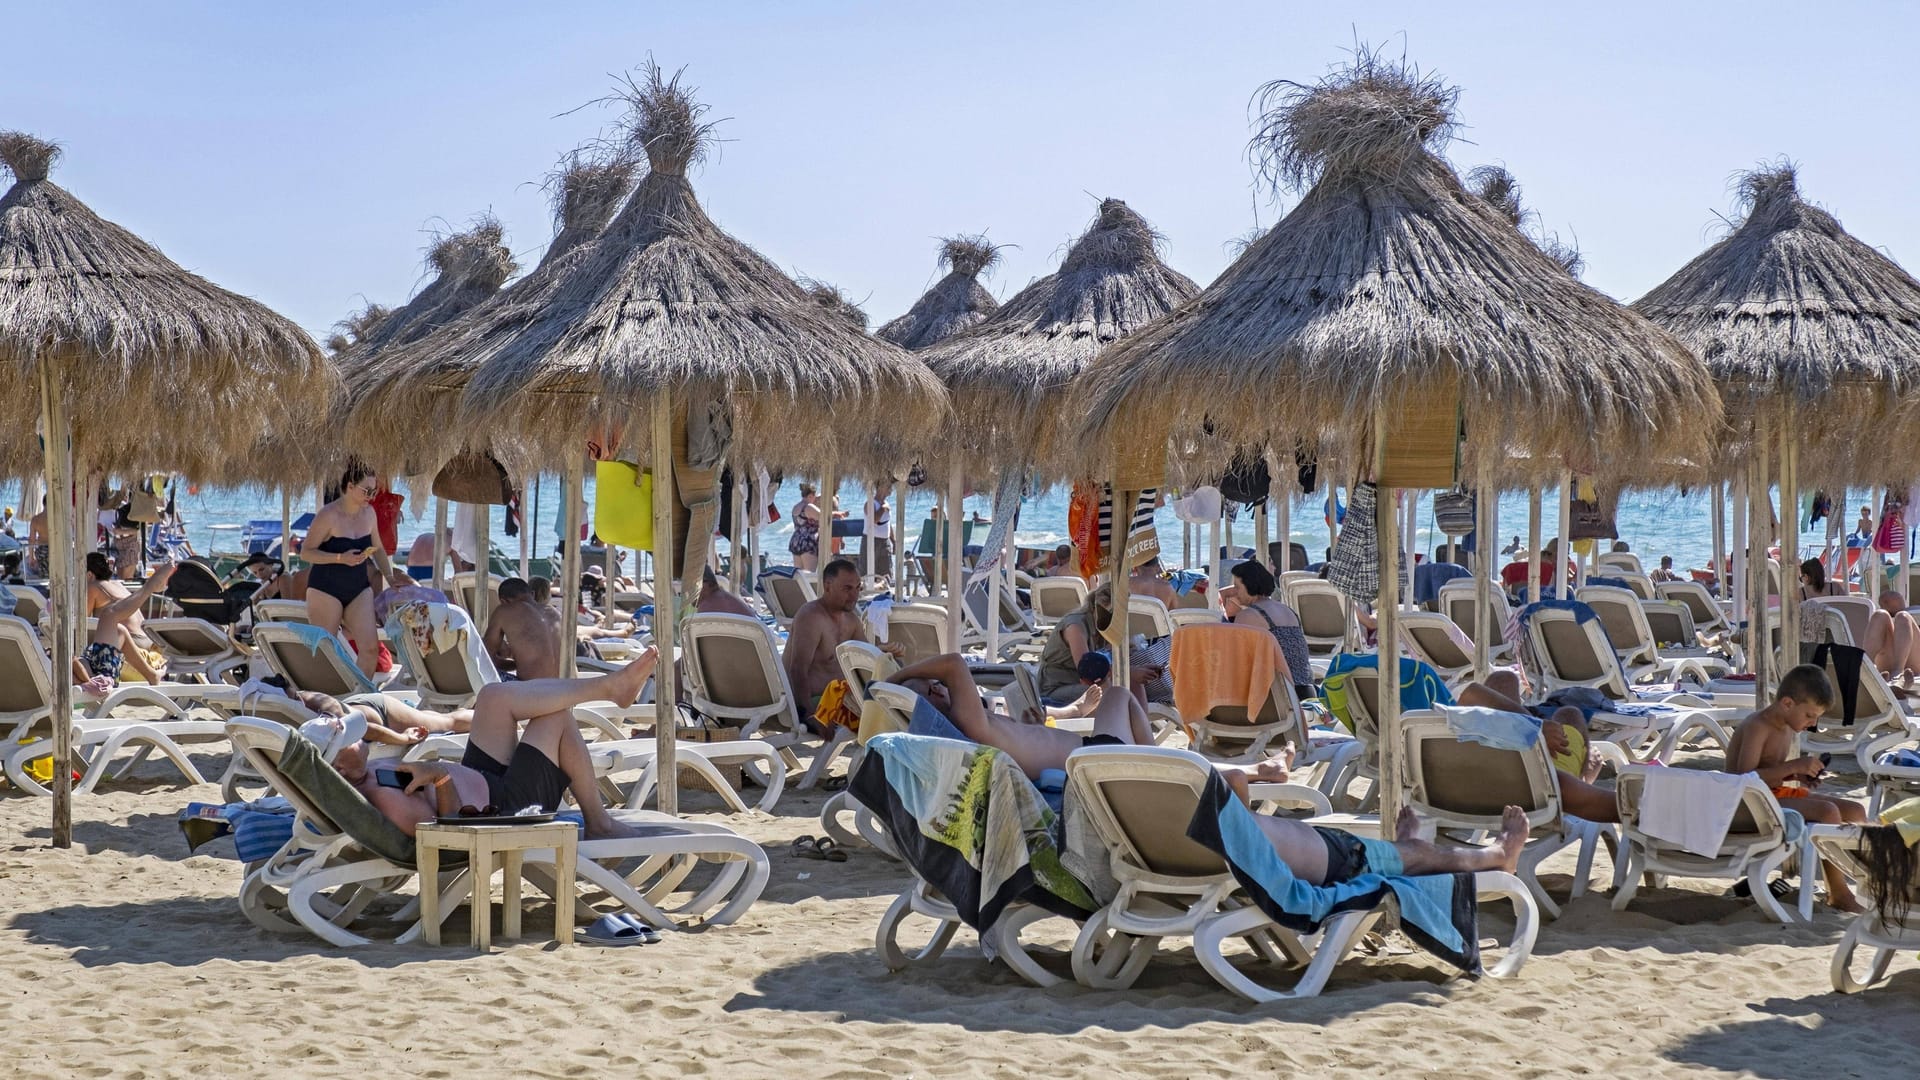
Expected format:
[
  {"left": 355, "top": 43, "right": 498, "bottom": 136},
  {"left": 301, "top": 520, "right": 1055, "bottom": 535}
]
[
  {"left": 815, "top": 837, "right": 849, "bottom": 863},
  {"left": 821, "top": 775, "right": 850, "bottom": 792},
  {"left": 581, "top": 913, "right": 653, "bottom": 947},
  {"left": 792, "top": 835, "right": 826, "bottom": 860},
  {"left": 1731, "top": 877, "right": 1795, "bottom": 901},
  {"left": 614, "top": 913, "right": 662, "bottom": 944}
]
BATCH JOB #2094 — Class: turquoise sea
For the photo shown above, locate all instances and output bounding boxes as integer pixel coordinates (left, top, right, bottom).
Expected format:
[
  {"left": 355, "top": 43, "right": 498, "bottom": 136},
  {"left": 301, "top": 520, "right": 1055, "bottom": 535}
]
[{"left": 98, "top": 475, "right": 1855, "bottom": 575}]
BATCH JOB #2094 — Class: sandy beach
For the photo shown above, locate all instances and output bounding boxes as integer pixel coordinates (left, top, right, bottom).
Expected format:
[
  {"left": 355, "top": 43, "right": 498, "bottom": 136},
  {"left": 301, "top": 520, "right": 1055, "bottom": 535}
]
[{"left": 2, "top": 740, "right": 1913, "bottom": 1080}]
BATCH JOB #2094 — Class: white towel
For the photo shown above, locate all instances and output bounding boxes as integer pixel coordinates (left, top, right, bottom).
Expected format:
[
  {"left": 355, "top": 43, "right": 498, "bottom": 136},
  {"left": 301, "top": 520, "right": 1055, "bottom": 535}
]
[
  {"left": 865, "top": 595, "right": 893, "bottom": 643},
  {"left": 1639, "top": 768, "right": 1751, "bottom": 858}
]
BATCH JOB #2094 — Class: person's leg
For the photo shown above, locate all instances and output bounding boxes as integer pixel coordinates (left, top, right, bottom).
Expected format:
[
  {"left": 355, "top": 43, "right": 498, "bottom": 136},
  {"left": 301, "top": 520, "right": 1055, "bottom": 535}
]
[
  {"left": 340, "top": 590, "right": 382, "bottom": 677},
  {"left": 1457, "top": 679, "right": 1531, "bottom": 714},
  {"left": 1389, "top": 805, "right": 1529, "bottom": 875},
  {"left": 512, "top": 710, "right": 643, "bottom": 838},
  {"left": 1793, "top": 796, "right": 1868, "bottom": 912},
  {"left": 1088, "top": 683, "right": 1151, "bottom": 745},
  {"left": 116, "top": 624, "right": 163, "bottom": 684},
  {"left": 1249, "top": 815, "right": 1334, "bottom": 884},
  {"left": 1485, "top": 670, "right": 1524, "bottom": 702},
  {"left": 1556, "top": 771, "right": 1620, "bottom": 823},
  {"left": 465, "top": 650, "right": 656, "bottom": 764},
  {"left": 1864, "top": 610, "right": 1896, "bottom": 673},
  {"left": 378, "top": 695, "right": 470, "bottom": 734},
  {"left": 304, "top": 589, "right": 345, "bottom": 642},
  {"left": 1899, "top": 614, "right": 1920, "bottom": 678}
]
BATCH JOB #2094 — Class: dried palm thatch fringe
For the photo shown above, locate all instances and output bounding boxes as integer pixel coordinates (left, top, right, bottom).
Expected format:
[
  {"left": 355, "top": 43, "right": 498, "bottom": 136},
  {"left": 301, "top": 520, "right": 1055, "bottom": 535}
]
[
  {"left": 921, "top": 198, "right": 1198, "bottom": 475},
  {"left": 876, "top": 234, "right": 1003, "bottom": 352},
  {"left": 1634, "top": 161, "right": 1920, "bottom": 484},
  {"left": 800, "top": 279, "right": 869, "bottom": 330},
  {"left": 327, "top": 303, "right": 392, "bottom": 356},
  {"left": 361, "top": 60, "right": 946, "bottom": 477},
  {"left": 1069, "top": 49, "right": 1720, "bottom": 486},
  {"left": 1467, "top": 165, "right": 1586, "bottom": 280},
  {"left": 0, "top": 130, "right": 331, "bottom": 478},
  {"left": 347, "top": 148, "right": 643, "bottom": 472}
]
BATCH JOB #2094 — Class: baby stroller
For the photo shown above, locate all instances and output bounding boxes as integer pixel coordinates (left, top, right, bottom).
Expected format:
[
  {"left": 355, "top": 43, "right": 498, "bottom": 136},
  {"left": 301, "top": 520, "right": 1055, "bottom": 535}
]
[{"left": 163, "top": 558, "right": 257, "bottom": 627}]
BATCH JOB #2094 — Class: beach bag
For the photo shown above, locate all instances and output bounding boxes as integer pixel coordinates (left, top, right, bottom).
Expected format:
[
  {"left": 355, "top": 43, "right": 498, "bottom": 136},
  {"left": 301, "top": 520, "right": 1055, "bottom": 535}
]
[
  {"left": 1432, "top": 490, "right": 1477, "bottom": 535},
  {"left": 1325, "top": 482, "right": 1408, "bottom": 603},
  {"left": 594, "top": 460, "right": 654, "bottom": 550},
  {"left": 1568, "top": 494, "right": 1618, "bottom": 541},
  {"left": 1874, "top": 497, "right": 1907, "bottom": 554},
  {"left": 127, "top": 477, "right": 165, "bottom": 524}
]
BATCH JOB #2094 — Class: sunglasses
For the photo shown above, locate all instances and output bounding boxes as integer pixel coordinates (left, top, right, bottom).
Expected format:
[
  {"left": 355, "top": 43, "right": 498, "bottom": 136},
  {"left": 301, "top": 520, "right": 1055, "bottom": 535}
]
[{"left": 355, "top": 484, "right": 377, "bottom": 497}]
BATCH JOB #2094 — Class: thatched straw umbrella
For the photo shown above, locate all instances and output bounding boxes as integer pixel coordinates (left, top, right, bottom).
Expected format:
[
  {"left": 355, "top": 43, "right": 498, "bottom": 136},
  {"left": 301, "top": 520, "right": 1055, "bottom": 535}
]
[
  {"left": 1069, "top": 53, "right": 1721, "bottom": 826},
  {"left": 1635, "top": 163, "right": 1920, "bottom": 683},
  {"left": 0, "top": 131, "right": 329, "bottom": 844},
  {"left": 375, "top": 64, "right": 947, "bottom": 813},
  {"left": 876, "top": 236, "right": 1002, "bottom": 351}
]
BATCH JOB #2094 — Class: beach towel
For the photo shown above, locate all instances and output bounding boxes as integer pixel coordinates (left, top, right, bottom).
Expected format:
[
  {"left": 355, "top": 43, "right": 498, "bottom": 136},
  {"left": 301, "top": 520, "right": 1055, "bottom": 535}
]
[
  {"left": 272, "top": 623, "right": 383, "bottom": 695},
  {"left": 1170, "top": 623, "right": 1286, "bottom": 730},
  {"left": 1437, "top": 705, "right": 1541, "bottom": 752},
  {"left": 1639, "top": 768, "right": 1750, "bottom": 858},
  {"left": 1184, "top": 769, "right": 1483, "bottom": 973},
  {"left": 1319, "top": 654, "right": 1454, "bottom": 732},
  {"left": 1413, "top": 561, "right": 1472, "bottom": 605},
  {"left": 967, "top": 473, "right": 1025, "bottom": 582},
  {"left": 850, "top": 733, "right": 1097, "bottom": 933}
]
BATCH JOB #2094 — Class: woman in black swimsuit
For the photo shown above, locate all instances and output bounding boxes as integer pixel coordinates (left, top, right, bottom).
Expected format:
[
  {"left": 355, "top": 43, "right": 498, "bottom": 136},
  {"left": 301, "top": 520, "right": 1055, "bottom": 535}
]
[{"left": 304, "top": 463, "right": 403, "bottom": 677}]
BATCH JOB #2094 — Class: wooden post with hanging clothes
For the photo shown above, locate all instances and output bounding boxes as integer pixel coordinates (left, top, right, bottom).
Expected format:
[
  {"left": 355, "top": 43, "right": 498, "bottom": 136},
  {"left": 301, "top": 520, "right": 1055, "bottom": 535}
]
[
  {"left": 1778, "top": 403, "right": 1800, "bottom": 657},
  {"left": 945, "top": 465, "right": 964, "bottom": 652},
  {"left": 1472, "top": 464, "right": 1493, "bottom": 680},
  {"left": 39, "top": 363, "right": 74, "bottom": 847},
  {"left": 1527, "top": 487, "right": 1543, "bottom": 606},
  {"left": 1374, "top": 419, "right": 1403, "bottom": 835},
  {"left": 560, "top": 455, "right": 584, "bottom": 680},
  {"left": 431, "top": 497, "right": 450, "bottom": 593},
  {"left": 650, "top": 396, "right": 679, "bottom": 816}
]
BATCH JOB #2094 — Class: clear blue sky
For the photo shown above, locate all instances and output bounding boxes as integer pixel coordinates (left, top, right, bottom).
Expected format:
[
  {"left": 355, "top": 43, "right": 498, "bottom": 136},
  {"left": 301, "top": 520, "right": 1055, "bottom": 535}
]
[{"left": 6, "top": 2, "right": 1916, "bottom": 341}]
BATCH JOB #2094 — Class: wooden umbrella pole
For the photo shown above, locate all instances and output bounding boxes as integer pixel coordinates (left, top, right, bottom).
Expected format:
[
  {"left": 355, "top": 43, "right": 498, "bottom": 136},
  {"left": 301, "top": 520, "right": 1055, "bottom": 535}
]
[
  {"left": 431, "top": 497, "right": 449, "bottom": 593},
  {"left": 518, "top": 475, "right": 531, "bottom": 581},
  {"left": 650, "top": 395, "right": 680, "bottom": 816},
  {"left": 1209, "top": 512, "right": 1223, "bottom": 610},
  {"left": 1749, "top": 422, "right": 1771, "bottom": 693},
  {"left": 987, "top": 472, "right": 1002, "bottom": 659},
  {"left": 1711, "top": 480, "right": 1726, "bottom": 597},
  {"left": 893, "top": 477, "right": 907, "bottom": 590},
  {"left": 1527, "top": 487, "right": 1543, "bottom": 606},
  {"left": 1404, "top": 490, "right": 1419, "bottom": 608},
  {"left": 560, "top": 455, "right": 584, "bottom": 679},
  {"left": 945, "top": 465, "right": 964, "bottom": 652},
  {"left": 1255, "top": 497, "right": 1269, "bottom": 570},
  {"left": 1778, "top": 404, "right": 1800, "bottom": 658},
  {"left": 1268, "top": 448, "right": 1290, "bottom": 572},
  {"left": 1109, "top": 483, "right": 1134, "bottom": 692},
  {"left": 1374, "top": 420, "right": 1403, "bottom": 834},
  {"left": 1472, "top": 464, "right": 1493, "bottom": 680},
  {"left": 280, "top": 489, "right": 293, "bottom": 567},
  {"left": 821, "top": 460, "right": 838, "bottom": 572},
  {"left": 1731, "top": 477, "right": 1749, "bottom": 638},
  {"left": 863, "top": 479, "right": 875, "bottom": 580},
  {"left": 38, "top": 364, "right": 74, "bottom": 847},
  {"left": 471, "top": 503, "right": 492, "bottom": 629},
  {"left": 1556, "top": 470, "right": 1572, "bottom": 600}
]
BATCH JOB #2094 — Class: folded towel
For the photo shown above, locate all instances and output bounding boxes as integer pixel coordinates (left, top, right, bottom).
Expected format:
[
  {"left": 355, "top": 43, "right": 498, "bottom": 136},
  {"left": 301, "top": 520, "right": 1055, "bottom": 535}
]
[
  {"left": 1640, "top": 768, "right": 1751, "bottom": 858},
  {"left": 1437, "top": 705, "right": 1541, "bottom": 752},
  {"left": 1171, "top": 623, "right": 1284, "bottom": 726}
]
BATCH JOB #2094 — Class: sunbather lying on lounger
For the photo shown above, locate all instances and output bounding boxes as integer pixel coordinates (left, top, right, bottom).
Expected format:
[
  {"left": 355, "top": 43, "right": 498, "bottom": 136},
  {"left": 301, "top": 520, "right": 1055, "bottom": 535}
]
[
  {"left": 297, "top": 690, "right": 470, "bottom": 743},
  {"left": 1219, "top": 781, "right": 1527, "bottom": 887},
  {"left": 893, "top": 652, "right": 1154, "bottom": 778},
  {"left": 1454, "top": 671, "right": 1620, "bottom": 824},
  {"left": 331, "top": 651, "right": 657, "bottom": 839}
]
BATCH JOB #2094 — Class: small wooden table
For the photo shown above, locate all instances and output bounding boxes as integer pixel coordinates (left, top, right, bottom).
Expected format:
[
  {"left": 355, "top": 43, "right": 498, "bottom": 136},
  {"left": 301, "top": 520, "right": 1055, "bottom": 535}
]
[{"left": 416, "top": 820, "right": 578, "bottom": 951}]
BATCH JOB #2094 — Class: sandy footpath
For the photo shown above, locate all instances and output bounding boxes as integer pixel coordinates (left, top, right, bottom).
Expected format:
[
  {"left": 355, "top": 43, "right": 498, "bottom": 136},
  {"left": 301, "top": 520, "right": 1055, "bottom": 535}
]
[{"left": 1, "top": 744, "right": 1915, "bottom": 1080}]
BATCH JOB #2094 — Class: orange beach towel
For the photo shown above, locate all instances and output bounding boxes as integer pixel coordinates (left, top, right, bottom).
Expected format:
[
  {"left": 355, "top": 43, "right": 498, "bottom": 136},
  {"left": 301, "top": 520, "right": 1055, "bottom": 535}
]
[{"left": 1170, "top": 623, "right": 1289, "bottom": 730}]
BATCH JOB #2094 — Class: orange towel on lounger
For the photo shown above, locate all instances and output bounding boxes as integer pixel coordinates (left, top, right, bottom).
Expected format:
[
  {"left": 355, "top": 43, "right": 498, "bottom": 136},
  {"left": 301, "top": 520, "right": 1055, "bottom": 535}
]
[{"left": 1171, "top": 623, "right": 1286, "bottom": 727}]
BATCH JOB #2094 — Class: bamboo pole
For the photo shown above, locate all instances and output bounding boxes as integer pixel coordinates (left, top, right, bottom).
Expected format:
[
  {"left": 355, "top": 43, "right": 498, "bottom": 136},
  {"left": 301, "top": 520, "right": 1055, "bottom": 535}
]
[
  {"left": 470, "top": 503, "right": 492, "bottom": 629},
  {"left": 1732, "top": 479, "right": 1748, "bottom": 628},
  {"left": 1109, "top": 486, "right": 1134, "bottom": 692},
  {"left": 1749, "top": 421, "right": 1772, "bottom": 693},
  {"left": 518, "top": 475, "right": 531, "bottom": 580},
  {"left": 1556, "top": 470, "right": 1572, "bottom": 600},
  {"left": 431, "top": 497, "right": 449, "bottom": 593},
  {"left": 560, "top": 456, "right": 584, "bottom": 679},
  {"left": 279, "top": 489, "right": 292, "bottom": 566},
  {"left": 650, "top": 396, "right": 680, "bottom": 816},
  {"left": 1473, "top": 466, "right": 1493, "bottom": 679},
  {"left": 893, "top": 478, "right": 907, "bottom": 589},
  {"left": 945, "top": 465, "right": 964, "bottom": 651},
  {"left": 39, "top": 363, "right": 74, "bottom": 847},
  {"left": 1778, "top": 404, "right": 1800, "bottom": 658},
  {"left": 1711, "top": 480, "right": 1726, "bottom": 597}
]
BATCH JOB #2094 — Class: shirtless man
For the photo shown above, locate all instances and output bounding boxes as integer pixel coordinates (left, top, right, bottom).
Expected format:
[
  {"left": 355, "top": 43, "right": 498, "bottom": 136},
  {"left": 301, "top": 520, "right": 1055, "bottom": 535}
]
[
  {"left": 332, "top": 651, "right": 657, "bottom": 839},
  {"left": 79, "top": 558, "right": 173, "bottom": 685},
  {"left": 1725, "top": 664, "right": 1867, "bottom": 912},
  {"left": 484, "top": 576, "right": 565, "bottom": 680},
  {"left": 696, "top": 566, "right": 754, "bottom": 617},
  {"left": 1129, "top": 557, "right": 1179, "bottom": 610},
  {"left": 782, "top": 558, "right": 901, "bottom": 719},
  {"left": 895, "top": 652, "right": 1529, "bottom": 886}
]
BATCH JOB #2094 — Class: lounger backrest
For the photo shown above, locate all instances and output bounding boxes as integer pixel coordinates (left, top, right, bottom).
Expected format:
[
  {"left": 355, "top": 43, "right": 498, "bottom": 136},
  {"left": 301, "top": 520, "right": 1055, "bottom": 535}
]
[
  {"left": 1641, "top": 602, "right": 1697, "bottom": 648},
  {"left": 1065, "top": 745, "right": 1229, "bottom": 879},
  {"left": 1595, "top": 553, "right": 1644, "bottom": 576},
  {"left": 1536, "top": 613, "right": 1611, "bottom": 684},
  {"left": 1657, "top": 582, "right": 1722, "bottom": 629},
  {"left": 251, "top": 624, "right": 375, "bottom": 696},
  {"left": 1347, "top": 668, "right": 1381, "bottom": 744},
  {"left": 0, "top": 616, "right": 51, "bottom": 715},
  {"left": 1286, "top": 581, "right": 1348, "bottom": 647},
  {"left": 836, "top": 640, "right": 896, "bottom": 704},
  {"left": 253, "top": 599, "right": 310, "bottom": 625},
  {"left": 1127, "top": 597, "right": 1174, "bottom": 640},
  {"left": 764, "top": 576, "right": 805, "bottom": 623},
  {"left": 1031, "top": 577, "right": 1088, "bottom": 621},
  {"left": 865, "top": 681, "right": 920, "bottom": 731},
  {"left": 1577, "top": 587, "right": 1650, "bottom": 655},
  {"left": 1402, "top": 711, "right": 1557, "bottom": 833},
  {"left": 1400, "top": 613, "right": 1471, "bottom": 671},
  {"left": 225, "top": 716, "right": 416, "bottom": 865},
  {"left": 886, "top": 604, "right": 950, "bottom": 666},
  {"left": 1169, "top": 608, "right": 1221, "bottom": 631},
  {"left": 1009, "top": 662, "right": 1043, "bottom": 720},
  {"left": 1809, "top": 595, "right": 1873, "bottom": 648},
  {"left": 10, "top": 590, "right": 44, "bottom": 626},
  {"left": 682, "top": 614, "right": 783, "bottom": 711},
  {"left": 143, "top": 617, "right": 232, "bottom": 658},
  {"left": 1617, "top": 573, "right": 1658, "bottom": 601}
]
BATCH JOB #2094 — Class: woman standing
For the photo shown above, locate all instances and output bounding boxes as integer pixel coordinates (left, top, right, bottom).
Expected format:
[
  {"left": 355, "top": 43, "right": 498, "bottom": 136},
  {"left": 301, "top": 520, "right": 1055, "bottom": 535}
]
[
  {"left": 305, "top": 463, "right": 405, "bottom": 677},
  {"left": 788, "top": 482, "right": 822, "bottom": 572}
]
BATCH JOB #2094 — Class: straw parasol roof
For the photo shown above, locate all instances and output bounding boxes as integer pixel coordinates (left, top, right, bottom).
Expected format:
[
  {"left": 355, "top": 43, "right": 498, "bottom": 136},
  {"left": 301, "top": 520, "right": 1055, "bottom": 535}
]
[
  {"left": 1633, "top": 163, "right": 1920, "bottom": 484},
  {"left": 376, "top": 63, "right": 946, "bottom": 476},
  {"left": 1466, "top": 166, "right": 1584, "bottom": 278},
  {"left": 876, "top": 236, "right": 1002, "bottom": 351},
  {"left": 347, "top": 148, "right": 640, "bottom": 472},
  {"left": 1069, "top": 53, "right": 1720, "bottom": 485},
  {"left": 921, "top": 199, "right": 1198, "bottom": 474},
  {"left": 0, "top": 132, "right": 330, "bottom": 478}
]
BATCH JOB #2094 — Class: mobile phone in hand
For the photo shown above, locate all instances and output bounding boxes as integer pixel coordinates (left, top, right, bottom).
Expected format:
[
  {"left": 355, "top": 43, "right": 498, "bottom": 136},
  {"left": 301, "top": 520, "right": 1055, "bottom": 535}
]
[{"left": 373, "top": 766, "right": 414, "bottom": 790}]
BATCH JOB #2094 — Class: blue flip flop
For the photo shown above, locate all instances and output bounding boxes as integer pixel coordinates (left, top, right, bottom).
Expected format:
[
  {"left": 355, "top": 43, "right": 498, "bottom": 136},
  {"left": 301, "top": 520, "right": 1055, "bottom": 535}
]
[
  {"left": 615, "top": 912, "right": 662, "bottom": 944},
  {"left": 580, "top": 913, "right": 651, "bottom": 947}
]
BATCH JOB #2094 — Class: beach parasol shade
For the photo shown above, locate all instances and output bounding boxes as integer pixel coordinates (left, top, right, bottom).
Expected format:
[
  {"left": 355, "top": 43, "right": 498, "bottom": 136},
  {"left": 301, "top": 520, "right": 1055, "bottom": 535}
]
[
  {"left": 346, "top": 147, "right": 640, "bottom": 472},
  {"left": 876, "top": 235, "right": 1003, "bottom": 351},
  {"left": 0, "top": 132, "right": 331, "bottom": 477},
  {"left": 920, "top": 199, "right": 1198, "bottom": 474},
  {"left": 1634, "top": 163, "right": 1920, "bottom": 483},
  {"left": 1069, "top": 52, "right": 1720, "bottom": 483},
  {"left": 390, "top": 62, "right": 946, "bottom": 472}
]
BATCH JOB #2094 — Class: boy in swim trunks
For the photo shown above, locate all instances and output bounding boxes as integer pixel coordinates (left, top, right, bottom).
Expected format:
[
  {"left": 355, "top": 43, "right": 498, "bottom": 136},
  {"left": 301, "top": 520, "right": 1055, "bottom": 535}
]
[
  {"left": 1725, "top": 664, "right": 1867, "bottom": 912},
  {"left": 77, "top": 560, "right": 174, "bottom": 685}
]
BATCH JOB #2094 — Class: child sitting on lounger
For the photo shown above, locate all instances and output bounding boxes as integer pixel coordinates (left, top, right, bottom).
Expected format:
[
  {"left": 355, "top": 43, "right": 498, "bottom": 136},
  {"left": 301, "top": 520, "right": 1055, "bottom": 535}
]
[
  {"left": 1726, "top": 664, "right": 1868, "bottom": 912},
  {"left": 329, "top": 651, "right": 658, "bottom": 839}
]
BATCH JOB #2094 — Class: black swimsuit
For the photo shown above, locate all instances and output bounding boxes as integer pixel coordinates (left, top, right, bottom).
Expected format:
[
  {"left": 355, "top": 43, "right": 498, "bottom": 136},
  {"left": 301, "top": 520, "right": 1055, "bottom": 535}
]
[{"left": 309, "top": 532, "right": 374, "bottom": 607}]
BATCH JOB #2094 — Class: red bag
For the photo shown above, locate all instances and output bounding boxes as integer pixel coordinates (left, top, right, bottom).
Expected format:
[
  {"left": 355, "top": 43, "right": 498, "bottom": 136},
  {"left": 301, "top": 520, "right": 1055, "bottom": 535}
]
[
  {"left": 1874, "top": 499, "right": 1907, "bottom": 554},
  {"left": 371, "top": 491, "right": 404, "bottom": 555}
]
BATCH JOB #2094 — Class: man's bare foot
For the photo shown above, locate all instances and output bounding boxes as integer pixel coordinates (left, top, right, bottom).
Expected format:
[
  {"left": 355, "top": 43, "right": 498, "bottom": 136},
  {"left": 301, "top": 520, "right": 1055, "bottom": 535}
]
[
  {"left": 1493, "top": 805, "right": 1529, "bottom": 873},
  {"left": 1395, "top": 805, "right": 1422, "bottom": 842},
  {"left": 1247, "top": 749, "right": 1295, "bottom": 783},
  {"left": 608, "top": 648, "right": 657, "bottom": 709}
]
